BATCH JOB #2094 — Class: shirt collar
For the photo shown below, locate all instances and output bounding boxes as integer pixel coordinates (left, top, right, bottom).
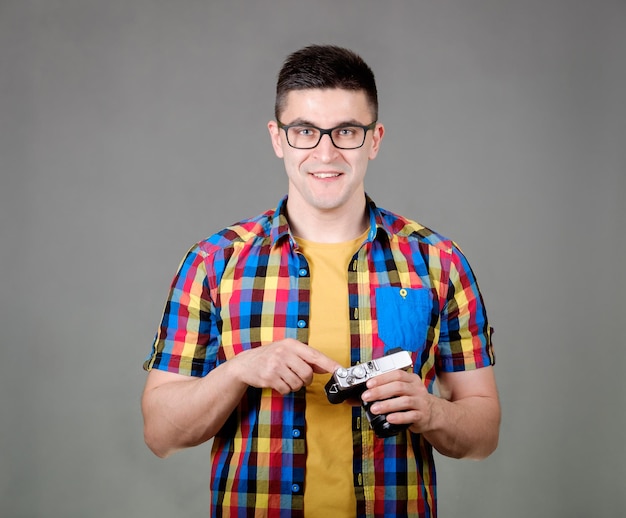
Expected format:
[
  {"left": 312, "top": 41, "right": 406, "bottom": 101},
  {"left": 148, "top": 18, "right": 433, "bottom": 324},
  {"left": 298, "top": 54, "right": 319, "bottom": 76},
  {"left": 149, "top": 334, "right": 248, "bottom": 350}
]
[{"left": 269, "top": 195, "right": 393, "bottom": 248}]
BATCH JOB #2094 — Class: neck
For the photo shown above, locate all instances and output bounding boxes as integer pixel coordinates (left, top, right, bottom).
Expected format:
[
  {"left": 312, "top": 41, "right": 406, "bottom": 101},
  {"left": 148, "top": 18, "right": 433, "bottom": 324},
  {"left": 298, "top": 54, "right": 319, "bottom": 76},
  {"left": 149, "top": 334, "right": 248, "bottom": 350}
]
[{"left": 286, "top": 196, "right": 369, "bottom": 243}]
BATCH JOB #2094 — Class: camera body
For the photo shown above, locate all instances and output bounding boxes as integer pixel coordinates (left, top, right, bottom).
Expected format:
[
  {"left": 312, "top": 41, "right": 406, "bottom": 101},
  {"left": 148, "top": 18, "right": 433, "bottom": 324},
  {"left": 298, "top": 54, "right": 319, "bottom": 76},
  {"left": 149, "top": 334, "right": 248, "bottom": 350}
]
[{"left": 324, "top": 349, "right": 413, "bottom": 438}]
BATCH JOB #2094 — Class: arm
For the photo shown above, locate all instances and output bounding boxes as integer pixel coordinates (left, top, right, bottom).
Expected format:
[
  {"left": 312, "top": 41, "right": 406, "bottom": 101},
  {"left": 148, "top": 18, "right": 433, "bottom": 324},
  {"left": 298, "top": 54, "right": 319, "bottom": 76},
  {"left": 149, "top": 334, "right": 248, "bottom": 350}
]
[
  {"left": 141, "top": 360, "right": 248, "bottom": 459},
  {"left": 361, "top": 366, "right": 500, "bottom": 459},
  {"left": 141, "top": 339, "right": 340, "bottom": 458}
]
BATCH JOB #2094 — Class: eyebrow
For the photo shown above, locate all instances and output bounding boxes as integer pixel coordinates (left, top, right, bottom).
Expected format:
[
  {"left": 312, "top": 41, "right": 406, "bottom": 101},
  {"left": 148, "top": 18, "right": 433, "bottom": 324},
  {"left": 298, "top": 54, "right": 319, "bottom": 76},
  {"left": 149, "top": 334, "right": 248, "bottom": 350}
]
[{"left": 283, "top": 118, "right": 367, "bottom": 128}]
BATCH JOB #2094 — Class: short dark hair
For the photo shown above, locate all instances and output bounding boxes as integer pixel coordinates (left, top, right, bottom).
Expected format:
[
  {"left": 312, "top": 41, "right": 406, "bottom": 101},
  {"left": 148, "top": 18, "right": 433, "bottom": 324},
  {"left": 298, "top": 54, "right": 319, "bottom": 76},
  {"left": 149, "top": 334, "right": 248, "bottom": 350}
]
[{"left": 274, "top": 45, "right": 378, "bottom": 120}]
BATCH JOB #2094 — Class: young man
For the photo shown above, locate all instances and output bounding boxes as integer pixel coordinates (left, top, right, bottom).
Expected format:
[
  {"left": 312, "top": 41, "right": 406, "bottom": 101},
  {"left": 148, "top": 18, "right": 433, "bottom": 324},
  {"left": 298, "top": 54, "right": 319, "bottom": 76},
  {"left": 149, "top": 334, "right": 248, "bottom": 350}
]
[{"left": 142, "top": 45, "right": 500, "bottom": 517}]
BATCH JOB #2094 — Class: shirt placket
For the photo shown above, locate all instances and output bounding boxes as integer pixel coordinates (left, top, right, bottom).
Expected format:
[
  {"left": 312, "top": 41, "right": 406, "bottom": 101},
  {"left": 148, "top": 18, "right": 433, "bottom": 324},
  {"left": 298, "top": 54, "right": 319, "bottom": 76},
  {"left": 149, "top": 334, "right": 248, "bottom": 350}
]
[{"left": 287, "top": 249, "right": 311, "bottom": 514}]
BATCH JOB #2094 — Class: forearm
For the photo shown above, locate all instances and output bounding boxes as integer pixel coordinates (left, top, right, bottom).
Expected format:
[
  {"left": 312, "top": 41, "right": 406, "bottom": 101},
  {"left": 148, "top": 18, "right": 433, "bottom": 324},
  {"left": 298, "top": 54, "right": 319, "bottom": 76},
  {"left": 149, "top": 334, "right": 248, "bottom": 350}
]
[
  {"left": 422, "top": 393, "right": 500, "bottom": 460},
  {"left": 142, "top": 362, "right": 248, "bottom": 458},
  {"left": 142, "top": 339, "right": 339, "bottom": 458}
]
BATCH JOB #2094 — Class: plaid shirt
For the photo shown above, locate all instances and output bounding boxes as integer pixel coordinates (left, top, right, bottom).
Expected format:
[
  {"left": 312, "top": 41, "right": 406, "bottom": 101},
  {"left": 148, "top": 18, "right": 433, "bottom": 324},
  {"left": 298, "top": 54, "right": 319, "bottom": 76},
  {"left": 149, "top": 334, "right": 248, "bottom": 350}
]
[{"left": 144, "top": 196, "right": 494, "bottom": 518}]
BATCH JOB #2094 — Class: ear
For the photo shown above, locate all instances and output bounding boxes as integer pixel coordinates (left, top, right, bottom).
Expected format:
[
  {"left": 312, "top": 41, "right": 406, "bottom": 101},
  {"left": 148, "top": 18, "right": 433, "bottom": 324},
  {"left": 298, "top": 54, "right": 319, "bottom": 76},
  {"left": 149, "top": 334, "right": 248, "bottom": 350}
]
[
  {"left": 368, "top": 122, "right": 385, "bottom": 160},
  {"left": 267, "top": 120, "right": 285, "bottom": 158}
]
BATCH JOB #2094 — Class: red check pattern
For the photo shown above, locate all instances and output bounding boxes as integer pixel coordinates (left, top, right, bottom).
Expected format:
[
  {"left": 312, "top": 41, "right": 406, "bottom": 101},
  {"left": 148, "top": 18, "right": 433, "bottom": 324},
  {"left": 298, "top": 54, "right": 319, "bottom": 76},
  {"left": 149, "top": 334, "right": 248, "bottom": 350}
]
[{"left": 144, "top": 196, "right": 494, "bottom": 517}]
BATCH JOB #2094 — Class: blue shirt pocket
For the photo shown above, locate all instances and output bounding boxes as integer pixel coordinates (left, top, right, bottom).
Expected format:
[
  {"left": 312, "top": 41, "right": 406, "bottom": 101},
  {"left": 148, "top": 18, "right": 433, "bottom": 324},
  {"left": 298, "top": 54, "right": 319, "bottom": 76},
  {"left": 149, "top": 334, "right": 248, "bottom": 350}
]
[{"left": 375, "top": 287, "right": 432, "bottom": 354}]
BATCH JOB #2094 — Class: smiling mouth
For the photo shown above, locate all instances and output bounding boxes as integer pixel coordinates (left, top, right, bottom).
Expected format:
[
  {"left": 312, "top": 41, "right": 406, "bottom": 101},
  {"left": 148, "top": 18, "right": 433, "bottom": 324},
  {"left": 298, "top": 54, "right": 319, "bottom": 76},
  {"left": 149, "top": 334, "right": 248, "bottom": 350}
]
[{"left": 311, "top": 172, "right": 341, "bottom": 179}]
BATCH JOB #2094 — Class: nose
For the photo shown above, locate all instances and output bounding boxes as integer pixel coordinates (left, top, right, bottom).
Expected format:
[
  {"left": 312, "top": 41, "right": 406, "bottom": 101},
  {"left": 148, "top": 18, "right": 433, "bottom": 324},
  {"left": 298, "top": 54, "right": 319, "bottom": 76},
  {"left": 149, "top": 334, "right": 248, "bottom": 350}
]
[{"left": 313, "top": 133, "right": 339, "bottom": 161}]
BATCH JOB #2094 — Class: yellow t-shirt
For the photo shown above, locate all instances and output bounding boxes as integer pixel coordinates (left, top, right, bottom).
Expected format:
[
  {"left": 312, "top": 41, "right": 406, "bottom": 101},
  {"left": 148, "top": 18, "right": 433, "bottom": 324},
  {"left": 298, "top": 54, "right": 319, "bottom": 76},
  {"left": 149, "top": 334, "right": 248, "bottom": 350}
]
[{"left": 296, "top": 231, "right": 366, "bottom": 517}]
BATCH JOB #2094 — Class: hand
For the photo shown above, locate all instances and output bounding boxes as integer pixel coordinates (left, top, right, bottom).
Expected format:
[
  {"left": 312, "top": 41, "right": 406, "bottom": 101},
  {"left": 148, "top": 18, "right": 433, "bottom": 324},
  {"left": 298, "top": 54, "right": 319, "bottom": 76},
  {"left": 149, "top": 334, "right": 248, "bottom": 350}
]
[
  {"left": 360, "top": 369, "right": 435, "bottom": 434},
  {"left": 231, "top": 339, "right": 341, "bottom": 395}
]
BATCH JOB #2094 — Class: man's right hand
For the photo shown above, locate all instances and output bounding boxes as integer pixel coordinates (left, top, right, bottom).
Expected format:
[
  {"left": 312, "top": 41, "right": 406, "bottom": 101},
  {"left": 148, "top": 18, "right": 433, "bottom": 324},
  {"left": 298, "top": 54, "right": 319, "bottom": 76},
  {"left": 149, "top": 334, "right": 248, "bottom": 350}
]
[
  {"left": 229, "top": 339, "right": 341, "bottom": 395},
  {"left": 142, "top": 339, "right": 340, "bottom": 457}
]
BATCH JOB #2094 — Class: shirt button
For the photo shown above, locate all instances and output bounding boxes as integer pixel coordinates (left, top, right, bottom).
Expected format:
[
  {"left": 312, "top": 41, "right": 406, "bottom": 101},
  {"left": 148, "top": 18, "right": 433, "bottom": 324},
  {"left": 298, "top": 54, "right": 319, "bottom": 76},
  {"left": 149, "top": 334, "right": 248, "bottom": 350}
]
[
  {"left": 297, "top": 319, "right": 307, "bottom": 328},
  {"left": 292, "top": 428, "right": 301, "bottom": 438},
  {"left": 298, "top": 268, "right": 308, "bottom": 277},
  {"left": 292, "top": 484, "right": 301, "bottom": 493}
]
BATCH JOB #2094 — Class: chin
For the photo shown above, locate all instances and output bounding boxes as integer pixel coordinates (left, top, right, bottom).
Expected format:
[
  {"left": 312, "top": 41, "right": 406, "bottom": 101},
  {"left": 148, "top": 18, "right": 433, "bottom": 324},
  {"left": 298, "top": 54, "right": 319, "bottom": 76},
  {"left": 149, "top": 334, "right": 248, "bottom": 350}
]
[{"left": 310, "top": 197, "right": 347, "bottom": 212}]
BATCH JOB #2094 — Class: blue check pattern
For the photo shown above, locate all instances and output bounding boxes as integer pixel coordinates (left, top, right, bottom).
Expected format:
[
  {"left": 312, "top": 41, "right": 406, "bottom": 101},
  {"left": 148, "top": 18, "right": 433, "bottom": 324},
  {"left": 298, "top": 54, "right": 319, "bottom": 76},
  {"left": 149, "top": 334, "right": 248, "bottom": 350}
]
[{"left": 144, "top": 196, "right": 494, "bottom": 517}]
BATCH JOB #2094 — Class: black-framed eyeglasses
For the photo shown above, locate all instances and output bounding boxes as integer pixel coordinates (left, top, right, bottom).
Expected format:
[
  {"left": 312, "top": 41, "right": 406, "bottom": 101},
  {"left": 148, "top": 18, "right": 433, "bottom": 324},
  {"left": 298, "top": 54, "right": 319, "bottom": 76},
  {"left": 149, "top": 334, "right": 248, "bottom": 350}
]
[{"left": 277, "top": 120, "right": 377, "bottom": 150}]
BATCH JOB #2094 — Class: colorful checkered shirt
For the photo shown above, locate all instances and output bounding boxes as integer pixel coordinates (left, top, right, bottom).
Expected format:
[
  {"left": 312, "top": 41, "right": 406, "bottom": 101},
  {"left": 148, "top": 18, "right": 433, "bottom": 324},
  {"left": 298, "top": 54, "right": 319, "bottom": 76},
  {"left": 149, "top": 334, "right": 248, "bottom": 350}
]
[{"left": 144, "top": 196, "right": 494, "bottom": 517}]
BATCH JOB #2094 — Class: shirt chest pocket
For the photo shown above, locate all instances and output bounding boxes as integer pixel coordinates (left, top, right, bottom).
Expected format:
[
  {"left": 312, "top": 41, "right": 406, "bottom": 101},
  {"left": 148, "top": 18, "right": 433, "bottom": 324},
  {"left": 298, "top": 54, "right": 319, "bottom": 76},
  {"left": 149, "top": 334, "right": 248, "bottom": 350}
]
[{"left": 375, "top": 287, "right": 432, "bottom": 354}]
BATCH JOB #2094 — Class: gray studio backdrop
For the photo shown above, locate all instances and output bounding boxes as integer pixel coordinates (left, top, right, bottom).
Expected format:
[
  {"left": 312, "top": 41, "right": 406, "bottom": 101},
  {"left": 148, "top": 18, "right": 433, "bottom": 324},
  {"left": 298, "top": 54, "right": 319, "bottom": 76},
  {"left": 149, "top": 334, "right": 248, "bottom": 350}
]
[{"left": 1, "top": 1, "right": 624, "bottom": 517}]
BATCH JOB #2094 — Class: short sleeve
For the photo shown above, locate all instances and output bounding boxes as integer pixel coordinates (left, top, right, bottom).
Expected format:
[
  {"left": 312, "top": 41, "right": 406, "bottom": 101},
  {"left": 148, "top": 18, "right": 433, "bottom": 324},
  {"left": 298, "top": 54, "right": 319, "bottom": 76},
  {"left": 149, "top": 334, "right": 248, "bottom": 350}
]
[
  {"left": 143, "top": 245, "right": 219, "bottom": 377},
  {"left": 436, "top": 245, "right": 494, "bottom": 372}
]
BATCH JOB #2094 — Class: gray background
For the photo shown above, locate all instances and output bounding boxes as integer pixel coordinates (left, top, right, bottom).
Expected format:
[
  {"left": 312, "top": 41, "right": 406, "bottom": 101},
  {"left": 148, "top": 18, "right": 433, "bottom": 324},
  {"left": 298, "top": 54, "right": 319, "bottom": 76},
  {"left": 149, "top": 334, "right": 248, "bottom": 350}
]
[{"left": 1, "top": 1, "right": 624, "bottom": 517}]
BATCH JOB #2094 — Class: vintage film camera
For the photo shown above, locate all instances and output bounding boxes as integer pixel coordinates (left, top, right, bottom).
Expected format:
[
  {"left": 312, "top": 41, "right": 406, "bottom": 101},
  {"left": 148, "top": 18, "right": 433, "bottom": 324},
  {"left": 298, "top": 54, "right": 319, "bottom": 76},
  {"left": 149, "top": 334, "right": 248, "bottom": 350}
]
[{"left": 324, "top": 349, "right": 413, "bottom": 438}]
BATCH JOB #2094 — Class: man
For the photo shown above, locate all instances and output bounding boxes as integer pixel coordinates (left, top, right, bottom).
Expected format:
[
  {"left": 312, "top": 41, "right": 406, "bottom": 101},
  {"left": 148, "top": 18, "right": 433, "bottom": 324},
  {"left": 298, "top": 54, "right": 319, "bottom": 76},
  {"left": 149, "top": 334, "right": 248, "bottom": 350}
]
[{"left": 142, "top": 45, "right": 500, "bottom": 517}]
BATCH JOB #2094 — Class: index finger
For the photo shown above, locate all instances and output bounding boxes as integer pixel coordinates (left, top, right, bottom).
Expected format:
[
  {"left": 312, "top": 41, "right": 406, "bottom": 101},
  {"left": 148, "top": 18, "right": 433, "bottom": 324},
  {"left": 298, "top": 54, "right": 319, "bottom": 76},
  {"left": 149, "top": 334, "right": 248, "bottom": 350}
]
[
  {"left": 300, "top": 345, "right": 342, "bottom": 374},
  {"left": 366, "top": 368, "right": 414, "bottom": 388}
]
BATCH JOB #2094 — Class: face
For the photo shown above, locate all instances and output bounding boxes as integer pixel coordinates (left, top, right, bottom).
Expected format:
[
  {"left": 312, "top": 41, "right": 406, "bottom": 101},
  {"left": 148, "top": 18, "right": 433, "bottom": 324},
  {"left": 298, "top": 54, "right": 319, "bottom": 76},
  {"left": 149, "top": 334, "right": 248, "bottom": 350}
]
[{"left": 268, "top": 88, "right": 384, "bottom": 216}]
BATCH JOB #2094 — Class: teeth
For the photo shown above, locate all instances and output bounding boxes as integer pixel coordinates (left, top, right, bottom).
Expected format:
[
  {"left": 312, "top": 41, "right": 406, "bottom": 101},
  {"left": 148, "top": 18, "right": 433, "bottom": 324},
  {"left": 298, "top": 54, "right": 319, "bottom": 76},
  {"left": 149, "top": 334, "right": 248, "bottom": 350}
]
[{"left": 313, "top": 173, "right": 340, "bottom": 178}]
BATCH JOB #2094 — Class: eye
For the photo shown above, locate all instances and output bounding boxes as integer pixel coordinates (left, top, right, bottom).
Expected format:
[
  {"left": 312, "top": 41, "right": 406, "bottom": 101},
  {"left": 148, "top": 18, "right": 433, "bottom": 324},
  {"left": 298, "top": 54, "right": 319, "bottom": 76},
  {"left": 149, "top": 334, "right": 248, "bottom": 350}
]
[
  {"left": 333, "top": 127, "right": 361, "bottom": 140},
  {"left": 337, "top": 127, "right": 356, "bottom": 137},
  {"left": 294, "top": 126, "right": 317, "bottom": 137}
]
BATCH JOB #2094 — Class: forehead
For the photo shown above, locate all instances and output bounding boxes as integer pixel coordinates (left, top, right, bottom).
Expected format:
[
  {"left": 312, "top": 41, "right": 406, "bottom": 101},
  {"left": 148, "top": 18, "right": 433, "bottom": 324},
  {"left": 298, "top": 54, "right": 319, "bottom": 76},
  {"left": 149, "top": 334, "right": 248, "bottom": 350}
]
[{"left": 280, "top": 88, "right": 373, "bottom": 125}]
